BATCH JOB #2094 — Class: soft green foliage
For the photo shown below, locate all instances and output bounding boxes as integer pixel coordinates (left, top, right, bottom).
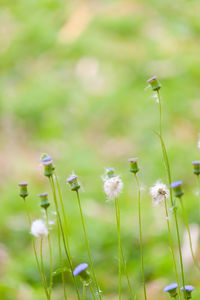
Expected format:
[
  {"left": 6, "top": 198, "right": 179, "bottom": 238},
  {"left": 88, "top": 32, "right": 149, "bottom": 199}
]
[{"left": 0, "top": 0, "right": 200, "bottom": 299}]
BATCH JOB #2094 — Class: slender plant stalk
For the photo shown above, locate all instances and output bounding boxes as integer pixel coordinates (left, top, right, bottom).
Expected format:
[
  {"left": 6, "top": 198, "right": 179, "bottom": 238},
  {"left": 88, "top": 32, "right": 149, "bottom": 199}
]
[
  {"left": 40, "top": 238, "right": 50, "bottom": 300},
  {"left": 57, "top": 220, "right": 68, "bottom": 300},
  {"left": 45, "top": 210, "right": 53, "bottom": 297},
  {"left": 115, "top": 199, "right": 135, "bottom": 299},
  {"left": 75, "top": 191, "right": 102, "bottom": 300},
  {"left": 24, "top": 201, "right": 50, "bottom": 300},
  {"left": 89, "top": 285, "right": 96, "bottom": 300},
  {"left": 156, "top": 90, "right": 187, "bottom": 300},
  {"left": 55, "top": 173, "right": 71, "bottom": 257},
  {"left": 164, "top": 196, "right": 182, "bottom": 300},
  {"left": 114, "top": 198, "right": 122, "bottom": 300},
  {"left": 179, "top": 197, "right": 200, "bottom": 271},
  {"left": 83, "top": 284, "right": 86, "bottom": 300},
  {"left": 49, "top": 176, "right": 81, "bottom": 300},
  {"left": 134, "top": 174, "right": 147, "bottom": 300}
]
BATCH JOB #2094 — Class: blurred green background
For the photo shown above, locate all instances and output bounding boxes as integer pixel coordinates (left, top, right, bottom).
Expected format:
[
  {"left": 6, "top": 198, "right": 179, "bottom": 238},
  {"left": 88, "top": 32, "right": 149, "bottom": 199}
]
[{"left": 0, "top": 0, "right": 200, "bottom": 299}]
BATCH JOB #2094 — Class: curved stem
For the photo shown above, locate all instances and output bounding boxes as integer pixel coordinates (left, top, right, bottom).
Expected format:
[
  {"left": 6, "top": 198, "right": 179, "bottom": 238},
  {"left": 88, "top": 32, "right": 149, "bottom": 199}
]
[
  {"left": 49, "top": 176, "right": 80, "bottom": 300},
  {"left": 115, "top": 198, "right": 135, "bottom": 299},
  {"left": 114, "top": 198, "right": 122, "bottom": 300},
  {"left": 156, "top": 90, "right": 187, "bottom": 300},
  {"left": 45, "top": 210, "right": 53, "bottom": 298},
  {"left": 134, "top": 174, "right": 147, "bottom": 300},
  {"left": 179, "top": 197, "right": 200, "bottom": 271},
  {"left": 164, "top": 196, "right": 182, "bottom": 300},
  {"left": 24, "top": 201, "right": 50, "bottom": 300},
  {"left": 76, "top": 191, "right": 102, "bottom": 300}
]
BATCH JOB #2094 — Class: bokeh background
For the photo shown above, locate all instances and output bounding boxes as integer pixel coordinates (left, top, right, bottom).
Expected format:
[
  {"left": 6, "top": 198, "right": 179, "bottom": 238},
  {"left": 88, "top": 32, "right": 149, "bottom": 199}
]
[{"left": 0, "top": 0, "right": 200, "bottom": 299}]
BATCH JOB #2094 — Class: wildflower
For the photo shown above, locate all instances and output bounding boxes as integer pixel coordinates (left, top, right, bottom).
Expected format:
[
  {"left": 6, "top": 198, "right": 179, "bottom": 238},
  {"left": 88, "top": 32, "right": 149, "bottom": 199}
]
[
  {"left": 73, "top": 263, "right": 90, "bottom": 284},
  {"left": 18, "top": 181, "right": 29, "bottom": 199},
  {"left": 41, "top": 154, "right": 55, "bottom": 177},
  {"left": 38, "top": 193, "right": 50, "bottom": 210},
  {"left": 150, "top": 180, "right": 169, "bottom": 206},
  {"left": 170, "top": 181, "right": 184, "bottom": 198},
  {"left": 163, "top": 283, "right": 178, "bottom": 298},
  {"left": 66, "top": 175, "right": 80, "bottom": 191},
  {"left": 192, "top": 161, "right": 200, "bottom": 176},
  {"left": 128, "top": 158, "right": 139, "bottom": 174},
  {"left": 31, "top": 219, "right": 48, "bottom": 238},
  {"left": 147, "top": 76, "right": 161, "bottom": 91},
  {"left": 103, "top": 168, "right": 123, "bottom": 199},
  {"left": 180, "top": 285, "right": 195, "bottom": 299}
]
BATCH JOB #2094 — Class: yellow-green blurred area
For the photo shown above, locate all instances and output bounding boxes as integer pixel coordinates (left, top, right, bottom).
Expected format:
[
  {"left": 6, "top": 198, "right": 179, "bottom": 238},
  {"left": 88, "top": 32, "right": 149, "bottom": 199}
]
[{"left": 0, "top": 0, "right": 200, "bottom": 299}]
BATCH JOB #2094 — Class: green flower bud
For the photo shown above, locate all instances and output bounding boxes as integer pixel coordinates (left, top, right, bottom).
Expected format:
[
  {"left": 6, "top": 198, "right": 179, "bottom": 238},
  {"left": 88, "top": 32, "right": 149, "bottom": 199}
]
[
  {"left": 147, "top": 76, "right": 161, "bottom": 91},
  {"left": 39, "top": 193, "right": 50, "bottom": 210},
  {"left": 66, "top": 175, "right": 80, "bottom": 191},
  {"left": 128, "top": 158, "right": 139, "bottom": 174},
  {"left": 18, "top": 182, "right": 29, "bottom": 199}
]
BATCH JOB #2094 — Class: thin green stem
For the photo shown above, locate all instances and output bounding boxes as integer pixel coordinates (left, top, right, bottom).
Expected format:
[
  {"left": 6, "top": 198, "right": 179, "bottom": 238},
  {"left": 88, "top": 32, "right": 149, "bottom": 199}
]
[
  {"left": 45, "top": 210, "right": 53, "bottom": 298},
  {"left": 57, "top": 219, "right": 68, "bottom": 300},
  {"left": 115, "top": 198, "right": 135, "bottom": 299},
  {"left": 83, "top": 284, "right": 86, "bottom": 300},
  {"left": 55, "top": 173, "right": 71, "bottom": 258},
  {"left": 40, "top": 238, "right": 50, "bottom": 300},
  {"left": 134, "top": 174, "right": 147, "bottom": 300},
  {"left": 89, "top": 285, "right": 96, "bottom": 300},
  {"left": 75, "top": 191, "right": 102, "bottom": 300},
  {"left": 164, "top": 196, "right": 182, "bottom": 300},
  {"left": 24, "top": 200, "right": 50, "bottom": 300},
  {"left": 49, "top": 176, "right": 81, "bottom": 300},
  {"left": 114, "top": 198, "right": 122, "bottom": 300},
  {"left": 156, "top": 90, "right": 187, "bottom": 300},
  {"left": 179, "top": 197, "right": 200, "bottom": 272}
]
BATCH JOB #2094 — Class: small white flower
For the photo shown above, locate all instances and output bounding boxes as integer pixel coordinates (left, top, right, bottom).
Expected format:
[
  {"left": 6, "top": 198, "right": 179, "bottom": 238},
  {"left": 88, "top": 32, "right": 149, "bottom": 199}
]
[
  {"left": 150, "top": 180, "right": 169, "bottom": 206},
  {"left": 103, "top": 176, "right": 123, "bottom": 199},
  {"left": 31, "top": 219, "right": 48, "bottom": 238}
]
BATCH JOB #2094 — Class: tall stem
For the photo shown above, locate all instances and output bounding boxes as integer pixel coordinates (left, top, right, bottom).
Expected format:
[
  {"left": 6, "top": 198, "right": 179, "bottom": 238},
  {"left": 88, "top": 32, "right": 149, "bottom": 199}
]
[
  {"left": 49, "top": 176, "right": 80, "bottom": 300},
  {"left": 83, "top": 284, "right": 86, "bottom": 300},
  {"left": 164, "top": 196, "right": 182, "bottom": 300},
  {"left": 24, "top": 201, "right": 50, "bottom": 300},
  {"left": 134, "top": 174, "right": 147, "bottom": 300},
  {"left": 45, "top": 210, "right": 53, "bottom": 297},
  {"left": 57, "top": 217, "right": 68, "bottom": 299},
  {"left": 89, "top": 285, "right": 96, "bottom": 300},
  {"left": 179, "top": 197, "right": 200, "bottom": 271},
  {"left": 114, "top": 198, "right": 122, "bottom": 300},
  {"left": 55, "top": 173, "right": 71, "bottom": 258},
  {"left": 115, "top": 199, "right": 135, "bottom": 299},
  {"left": 40, "top": 238, "right": 50, "bottom": 300},
  {"left": 75, "top": 191, "right": 102, "bottom": 300},
  {"left": 156, "top": 90, "right": 187, "bottom": 300}
]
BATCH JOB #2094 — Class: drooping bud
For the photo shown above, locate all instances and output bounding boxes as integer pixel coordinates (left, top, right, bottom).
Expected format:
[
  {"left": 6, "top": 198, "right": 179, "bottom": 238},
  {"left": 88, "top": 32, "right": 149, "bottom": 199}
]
[
  {"left": 192, "top": 161, "right": 200, "bottom": 176},
  {"left": 18, "top": 182, "right": 29, "bottom": 199},
  {"left": 147, "top": 76, "right": 161, "bottom": 91},
  {"left": 38, "top": 193, "right": 50, "bottom": 210},
  {"left": 128, "top": 158, "right": 139, "bottom": 174},
  {"left": 66, "top": 175, "right": 80, "bottom": 191},
  {"left": 163, "top": 283, "right": 178, "bottom": 298},
  {"left": 73, "top": 263, "right": 91, "bottom": 285},
  {"left": 170, "top": 181, "right": 184, "bottom": 198}
]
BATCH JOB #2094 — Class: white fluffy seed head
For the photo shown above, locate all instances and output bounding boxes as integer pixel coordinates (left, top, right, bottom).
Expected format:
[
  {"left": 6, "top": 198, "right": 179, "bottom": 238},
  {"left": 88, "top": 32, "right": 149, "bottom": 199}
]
[
  {"left": 31, "top": 219, "right": 48, "bottom": 238},
  {"left": 103, "top": 176, "right": 123, "bottom": 199},
  {"left": 150, "top": 180, "right": 169, "bottom": 206}
]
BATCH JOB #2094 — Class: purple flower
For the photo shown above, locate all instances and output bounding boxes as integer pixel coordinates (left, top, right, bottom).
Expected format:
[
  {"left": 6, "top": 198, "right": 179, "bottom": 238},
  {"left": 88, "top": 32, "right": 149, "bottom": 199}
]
[
  {"left": 73, "top": 263, "right": 88, "bottom": 276},
  {"left": 66, "top": 175, "right": 78, "bottom": 183},
  {"left": 38, "top": 192, "right": 48, "bottom": 198},
  {"left": 180, "top": 286, "right": 194, "bottom": 292},
  {"left": 170, "top": 181, "right": 182, "bottom": 188},
  {"left": 41, "top": 156, "right": 52, "bottom": 163},
  {"left": 192, "top": 161, "right": 200, "bottom": 165},
  {"left": 18, "top": 181, "right": 28, "bottom": 187},
  {"left": 163, "top": 283, "right": 178, "bottom": 292}
]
